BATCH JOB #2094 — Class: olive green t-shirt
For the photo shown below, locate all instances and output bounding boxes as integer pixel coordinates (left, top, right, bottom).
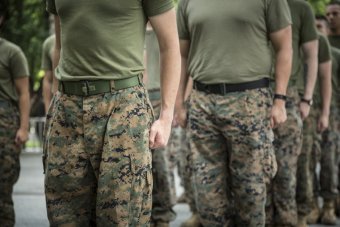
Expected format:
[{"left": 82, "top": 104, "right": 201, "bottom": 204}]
[
  {"left": 0, "top": 38, "right": 29, "bottom": 102},
  {"left": 145, "top": 30, "right": 160, "bottom": 90},
  {"left": 46, "top": 0, "right": 174, "bottom": 81},
  {"left": 328, "top": 35, "right": 340, "bottom": 50},
  {"left": 287, "top": 0, "right": 318, "bottom": 85},
  {"left": 41, "top": 35, "right": 55, "bottom": 71},
  {"left": 177, "top": 0, "right": 291, "bottom": 84}
]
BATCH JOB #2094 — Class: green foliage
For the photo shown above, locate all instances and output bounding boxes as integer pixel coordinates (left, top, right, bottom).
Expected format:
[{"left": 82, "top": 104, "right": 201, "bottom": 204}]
[
  {"left": 307, "top": 0, "right": 330, "bottom": 14},
  {"left": 2, "top": 0, "right": 50, "bottom": 88}
]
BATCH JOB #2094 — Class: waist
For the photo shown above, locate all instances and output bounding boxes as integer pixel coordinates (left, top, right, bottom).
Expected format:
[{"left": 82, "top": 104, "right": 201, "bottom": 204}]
[
  {"left": 58, "top": 75, "right": 142, "bottom": 96},
  {"left": 147, "top": 88, "right": 161, "bottom": 101},
  {"left": 193, "top": 78, "right": 269, "bottom": 95},
  {"left": 0, "top": 99, "right": 13, "bottom": 108}
]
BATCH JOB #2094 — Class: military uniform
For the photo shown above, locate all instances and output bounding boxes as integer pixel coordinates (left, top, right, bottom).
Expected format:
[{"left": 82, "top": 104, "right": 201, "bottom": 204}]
[
  {"left": 0, "top": 38, "right": 29, "bottom": 227},
  {"left": 177, "top": 0, "right": 291, "bottom": 226},
  {"left": 266, "top": 1, "right": 317, "bottom": 226},
  {"left": 44, "top": 0, "right": 174, "bottom": 226},
  {"left": 297, "top": 34, "right": 333, "bottom": 219},
  {"left": 145, "top": 30, "right": 176, "bottom": 225}
]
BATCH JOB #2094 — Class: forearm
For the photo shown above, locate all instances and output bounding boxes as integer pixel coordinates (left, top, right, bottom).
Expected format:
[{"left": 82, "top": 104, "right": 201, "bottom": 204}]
[
  {"left": 319, "top": 61, "right": 332, "bottom": 116},
  {"left": 42, "top": 72, "right": 53, "bottom": 112},
  {"left": 274, "top": 48, "right": 292, "bottom": 95},
  {"left": 18, "top": 92, "right": 30, "bottom": 131},
  {"left": 160, "top": 47, "right": 181, "bottom": 119},
  {"left": 302, "top": 40, "right": 318, "bottom": 99}
]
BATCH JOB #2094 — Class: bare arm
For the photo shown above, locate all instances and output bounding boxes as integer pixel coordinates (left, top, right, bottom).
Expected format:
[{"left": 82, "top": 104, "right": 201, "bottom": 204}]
[
  {"left": 174, "top": 40, "right": 190, "bottom": 128},
  {"left": 42, "top": 70, "right": 53, "bottom": 113},
  {"left": 269, "top": 26, "right": 293, "bottom": 127},
  {"left": 52, "top": 16, "right": 61, "bottom": 94},
  {"left": 300, "top": 40, "right": 319, "bottom": 119},
  {"left": 148, "top": 9, "right": 181, "bottom": 148},
  {"left": 14, "top": 77, "right": 30, "bottom": 144},
  {"left": 317, "top": 60, "right": 332, "bottom": 132}
]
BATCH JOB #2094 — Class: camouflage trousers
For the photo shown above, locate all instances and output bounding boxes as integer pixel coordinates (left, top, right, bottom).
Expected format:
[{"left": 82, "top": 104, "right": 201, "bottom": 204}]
[
  {"left": 265, "top": 88, "right": 303, "bottom": 227},
  {"left": 150, "top": 96, "right": 176, "bottom": 223},
  {"left": 44, "top": 85, "right": 153, "bottom": 227},
  {"left": 296, "top": 107, "right": 320, "bottom": 216},
  {"left": 311, "top": 107, "right": 339, "bottom": 201},
  {"left": 170, "top": 127, "right": 196, "bottom": 213},
  {"left": 188, "top": 88, "right": 276, "bottom": 227},
  {"left": 0, "top": 104, "right": 20, "bottom": 227}
]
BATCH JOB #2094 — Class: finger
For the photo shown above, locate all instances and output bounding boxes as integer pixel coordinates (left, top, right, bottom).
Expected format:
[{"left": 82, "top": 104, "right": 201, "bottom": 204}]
[{"left": 149, "top": 127, "right": 156, "bottom": 148}]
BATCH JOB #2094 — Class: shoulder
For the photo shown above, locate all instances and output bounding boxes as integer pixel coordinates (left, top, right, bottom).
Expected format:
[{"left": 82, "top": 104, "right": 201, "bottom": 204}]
[{"left": 0, "top": 39, "right": 24, "bottom": 57}]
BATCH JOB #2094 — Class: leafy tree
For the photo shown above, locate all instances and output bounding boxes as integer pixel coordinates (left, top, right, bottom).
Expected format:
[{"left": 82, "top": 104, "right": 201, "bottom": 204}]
[
  {"left": 2, "top": 0, "right": 50, "bottom": 90},
  {"left": 308, "top": 0, "right": 330, "bottom": 14}
]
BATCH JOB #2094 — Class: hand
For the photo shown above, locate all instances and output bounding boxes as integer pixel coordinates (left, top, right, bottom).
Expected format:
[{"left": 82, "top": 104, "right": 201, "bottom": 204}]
[
  {"left": 317, "top": 114, "right": 329, "bottom": 133},
  {"left": 270, "top": 100, "right": 287, "bottom": 128},
  {"left": 299, "top": 102, "right": 311, "bottom": 120},
  {"left": 174, "top": 104, "right": 187, "bottom": 128},
  {"left": 149, "top": 116, "right": 173, "bottom": 149},
  {"left": 15, "top": 128, "right": 29, "bottom": 145}
]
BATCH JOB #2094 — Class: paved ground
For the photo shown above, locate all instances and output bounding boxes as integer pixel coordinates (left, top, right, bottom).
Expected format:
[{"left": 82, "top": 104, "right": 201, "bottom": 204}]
[{"left": 13, "top": 152, "right": 340, "bottom": 227}]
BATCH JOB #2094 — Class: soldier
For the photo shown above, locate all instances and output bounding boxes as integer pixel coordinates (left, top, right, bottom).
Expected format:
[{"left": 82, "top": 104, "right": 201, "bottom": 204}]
[
  {"left": 306, "top": 15, "right": 339, "bottom": 225},
  {"left": 326, "top": 1, "right": 340, "bottom": 217},
  {"left": 266, "top": 1, "right": 319, "bottom": 227},
  {"left": 44, "top": 0, "right": 180, "bottom": 226},
  {"left": 145, "top": 25, "right": 176, "bottom": 227},
  {"left": 175, "top": 0, "right": 292, "bottom": 226},
  {"left": 41, "top": 34, "right": 55, "bottom": 113},
  {"left": 0, "top": 1, "right": 30, "bottom": 226}
]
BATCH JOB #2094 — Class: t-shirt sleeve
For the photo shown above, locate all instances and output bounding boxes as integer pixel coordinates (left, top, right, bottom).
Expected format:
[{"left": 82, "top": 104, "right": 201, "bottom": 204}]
[
  {"left": 46, "top": 0, "right": 58, "bottom": 15},
  {"left": 177, "top": 0, "right": 189, "bottom": 40},
  {"left": 10, "top": 50, "right": 29, "bottom": 79},
  {"left": 266, "top": 0, "right": 292, "bottom": 33},
  {"left": 143, "top": 0, "right": 174, "bottom": 17},
  {"left": 318, "top": 35, "right": 331, "bottom": 64},
  {"left": 41, "top": 39, "right": 53, "bottom": 71},
  {"left": 300, "top": 3, "right": 318, "bottom": 43}
]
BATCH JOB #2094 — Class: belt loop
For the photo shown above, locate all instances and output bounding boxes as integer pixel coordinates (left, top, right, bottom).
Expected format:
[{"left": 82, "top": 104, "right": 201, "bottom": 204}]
[
  {"left": 138, "top": 74, "right": 143, "bottom": 85},
  {"left": 110, "top": 80, "right": 115, "bottom": 92}
]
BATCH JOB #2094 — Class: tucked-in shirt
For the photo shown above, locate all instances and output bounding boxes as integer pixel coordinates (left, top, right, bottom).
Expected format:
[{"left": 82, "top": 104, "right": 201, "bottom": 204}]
[
  {"left": 0, "top": 38, "right": 29, "bottom": 102},
  {"left": 46, "top": 0, "right": 174, "bottom": 81},
  {"left": 41, "top": 35, "right": 55, "bottom": 71},
  {"left": 177, "top": 0, "right": 291, "bottom": 84}
]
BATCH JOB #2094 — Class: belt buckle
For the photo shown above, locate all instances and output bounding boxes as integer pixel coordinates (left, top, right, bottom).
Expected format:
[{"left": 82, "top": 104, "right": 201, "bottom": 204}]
[{"left": 81, "top": 81, "right": 96, "bottom": 96}]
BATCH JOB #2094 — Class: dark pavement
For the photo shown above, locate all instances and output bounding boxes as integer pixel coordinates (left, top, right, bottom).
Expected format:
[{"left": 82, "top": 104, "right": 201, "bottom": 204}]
[{"left": 13, "top": 152, "right": 340, "bottom": 227}]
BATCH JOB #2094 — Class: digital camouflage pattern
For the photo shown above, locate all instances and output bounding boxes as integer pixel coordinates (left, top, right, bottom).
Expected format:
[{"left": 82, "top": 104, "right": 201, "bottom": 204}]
[
  {"left": 44, "top": 85, "right": 153, "bottom": 226},
  {"left": 297, "top": 107, "right": 321, "bottom": 216},
  {"left": 169, "top": 127, "right": 196, "bottom": 213},
  {"left": 312, "top": 107, "right": 339, "bottom": 201},
  {"left": 188, "top": 88, "right": 276, "bottom": 227},
  {"left": 266, "top": 87, "right": 303, "bottom": 227},
  {"left": 150, "top": 96, "right": 176, "bottom": 223},
  {"left": 0, "top": 104, "right": 20, "bottom": 227}
]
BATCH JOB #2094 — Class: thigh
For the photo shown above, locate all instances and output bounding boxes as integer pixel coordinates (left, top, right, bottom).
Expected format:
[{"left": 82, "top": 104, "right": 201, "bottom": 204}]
[
  {"left": 44, "top": 93, "right": 96, "bottom": 226},
  {"left": 189, "top": 90, "right": 231, "bottom": 226},
  {"left": 97, "top": 86, "right": 153, "bottom": 227}
]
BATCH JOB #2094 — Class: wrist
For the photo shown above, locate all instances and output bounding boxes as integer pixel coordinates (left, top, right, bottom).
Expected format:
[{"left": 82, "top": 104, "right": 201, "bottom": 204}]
[{"left": 300, "top": 97, "right": 313, "bottom": 106}]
